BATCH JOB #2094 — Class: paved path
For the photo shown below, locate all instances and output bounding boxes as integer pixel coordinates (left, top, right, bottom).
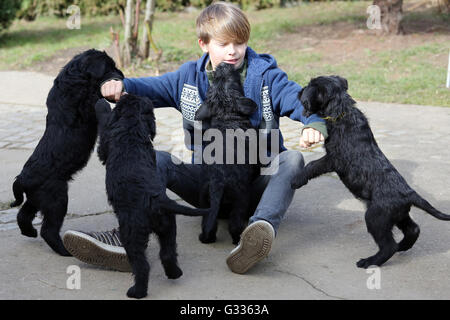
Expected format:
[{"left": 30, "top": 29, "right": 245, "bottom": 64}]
[{"left": 0, "top": 71, "right": 449, "bottom": 300}]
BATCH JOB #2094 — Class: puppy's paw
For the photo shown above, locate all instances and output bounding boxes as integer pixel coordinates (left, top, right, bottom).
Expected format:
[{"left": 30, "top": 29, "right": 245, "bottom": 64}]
[
  {"left": 95, "top": 98, "right": 111, "bottom": 113},
  {"left": 199, "top": 232, "right": 216, "bottom": 244},
  {"left": 290, "top": 174, "right": 308, "bottom": 189},
  {"left": 231, "top": 231, "right": 242, "bottom": 245},
  {"left": 10, "top": 200, "right": 21, "bottom": 207},
  {"left": 54, "top": 245, "right": 72, "bottom": 256},
  {"left": 94, "top": 99, "right": 112, "bottom": 121},
  {"left": 165, "top": 265, "right": 183, "bottom": 279},
  {"left": 59, "top": 249, "right": 72, "bottom": 257},
  {"left": 126, "top": 285, "right": 147, "bottom": 299},
  {"left": 20, "top": 227, "right": 38, "bottom": 238},
  {"left": 356, "top": 257, "right": 378, "bottom": 269}
]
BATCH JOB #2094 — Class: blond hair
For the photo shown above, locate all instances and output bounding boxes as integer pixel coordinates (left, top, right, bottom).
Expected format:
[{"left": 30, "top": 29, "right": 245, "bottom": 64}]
[{"left": 196, "top": 1, "right": 251, "bottom": 44}]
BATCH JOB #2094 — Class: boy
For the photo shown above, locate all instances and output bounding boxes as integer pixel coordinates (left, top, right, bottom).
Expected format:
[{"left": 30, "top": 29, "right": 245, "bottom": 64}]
[{"left": 63, "top": 1, "right": 326, "bottom": 274}]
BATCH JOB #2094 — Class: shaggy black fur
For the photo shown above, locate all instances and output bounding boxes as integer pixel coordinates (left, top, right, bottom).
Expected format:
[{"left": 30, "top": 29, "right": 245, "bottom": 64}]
[
  {"left": 10, "top": 49, "right": 124, "bottom": 256},
  {"left": 291, "top": 75, "right": 450, "bottom": 268},
  {"left": 95, "top": 95, "right": 207, "bottom": 299},
  {"left": 194, "top": 62, "right": 260, "bottom": 244}
]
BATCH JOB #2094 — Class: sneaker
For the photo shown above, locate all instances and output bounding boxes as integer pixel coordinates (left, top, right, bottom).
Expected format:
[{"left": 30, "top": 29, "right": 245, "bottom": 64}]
[
  {"left": 226, "top": 220, "right": 275, "bottom": 274},
  {"left": 63, "top": 228, "right": 132, "bottom": 272}
]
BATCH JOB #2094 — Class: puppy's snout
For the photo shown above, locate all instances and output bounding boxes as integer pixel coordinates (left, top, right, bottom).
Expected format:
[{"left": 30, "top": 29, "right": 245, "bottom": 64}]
[
  {"left": 302, "top": 109, "right": 312, "bottom": 118},
  {"left": 301, "top": 99, "right": 312, "bottom": 117}
]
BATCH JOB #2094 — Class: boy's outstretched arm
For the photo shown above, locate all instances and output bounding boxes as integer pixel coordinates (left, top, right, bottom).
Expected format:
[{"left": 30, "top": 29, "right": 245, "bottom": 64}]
[{"left": 99, "top": 64, "right": 187, "bottom": 109}]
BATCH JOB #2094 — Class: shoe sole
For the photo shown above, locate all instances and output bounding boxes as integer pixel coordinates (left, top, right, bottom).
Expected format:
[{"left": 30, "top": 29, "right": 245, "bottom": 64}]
[
  {"left": 226, "top": 223, "right": 273, "bottom": 274},
  {"left": 63, "top": 231, "right": 132, "bottom": 272}
]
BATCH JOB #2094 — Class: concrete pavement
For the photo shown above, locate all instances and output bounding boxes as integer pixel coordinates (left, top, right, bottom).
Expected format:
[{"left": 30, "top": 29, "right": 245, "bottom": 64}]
[{"left": 0, "top": 71, "right": 449, "bottom": 300}]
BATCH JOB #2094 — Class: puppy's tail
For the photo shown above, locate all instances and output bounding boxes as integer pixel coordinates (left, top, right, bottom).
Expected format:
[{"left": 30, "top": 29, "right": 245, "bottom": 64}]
[
  {"left": 411, "top": 192, "right": 450, "bottom": 221},
  {"left": 10, "top": 179, "right": 24, "bottom": 207},
  {"left": 159, "top": 194, "right": 208, "bottom": 217}
]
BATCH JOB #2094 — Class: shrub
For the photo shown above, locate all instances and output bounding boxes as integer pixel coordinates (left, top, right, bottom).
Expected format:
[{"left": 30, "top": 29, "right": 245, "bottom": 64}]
[{"left": 0, "top": 0, "right": 22, "bottom": 31}]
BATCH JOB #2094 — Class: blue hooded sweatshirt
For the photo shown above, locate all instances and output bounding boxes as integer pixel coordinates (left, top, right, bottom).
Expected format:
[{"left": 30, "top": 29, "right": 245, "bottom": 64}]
[{"left": 123, "top": 46, "right": 326, "bottom": 159}]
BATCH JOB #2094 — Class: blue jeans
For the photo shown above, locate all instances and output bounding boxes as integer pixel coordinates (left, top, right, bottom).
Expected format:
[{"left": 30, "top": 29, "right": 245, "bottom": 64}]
[{"left": 156, "top": 150, "right": 305, "bottom": 234}]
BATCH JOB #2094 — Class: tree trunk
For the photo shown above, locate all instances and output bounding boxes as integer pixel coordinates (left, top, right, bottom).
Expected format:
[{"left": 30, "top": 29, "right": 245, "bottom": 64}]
[
  {"left": 373, "top": 0, "right": 404, "bottom": 34},
  {"left": 123, "top": 0, "right": 140, "bottom": 66},
  {"left": 123, "top": 0, "right": 133, "bottom": 66},
  {"left": 438, "top": 0, "right": 450, "bottom": 13},
  {"left": 139, "top": 0, "right": 156, "bottom": 59}
]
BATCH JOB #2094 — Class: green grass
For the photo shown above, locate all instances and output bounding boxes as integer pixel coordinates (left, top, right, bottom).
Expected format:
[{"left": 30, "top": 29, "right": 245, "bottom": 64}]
[
  {"left": 250, "top": 2, "right": 366, "bottom": 32},
  {"left": 349, "top": 43, "right": 449, "bottom": 106},
  {"left": 285, "top": 42, "right": 450, "bottom": 107},
  {"left": 0, "top": 15, "right": 120, "bottom": 68},
  {"left": 0, "top": 1, "right": 449, "bottom": 106}
]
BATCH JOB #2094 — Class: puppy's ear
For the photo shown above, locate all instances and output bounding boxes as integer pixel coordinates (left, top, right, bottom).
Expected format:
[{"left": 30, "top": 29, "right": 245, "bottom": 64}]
[
  {"left": 95, "top": 98, "right": 112, "bottom": 114},
  {"left": 324, "top": 94, "right": 346, "bottom": 118},
  {"left": 195, "top": 102, "right": 211, "bottom": 121},
  {"left": 315, "top": 88, "right": 325, "bottom": 107},
  {"left": 97, "top": 137, "right": 109, "bottom": 165},
  {"left": 237, "top": 97, "right": 257, "bottom": 116},
  {"left": 95, "top": 99, "right": 112, "bottom": 132},
  {"left": 301, "top": 86, "right": 323, "bottom": 117},
  {"left": 334, "top": 76, "right": 348, "bottom": 91},
  {"left": 139, "top": 97, "right": 154, "bottom": 115},
  {"left": 84, "top": 56, "right": 106, "bottom": 80},
  {"left": 95, "top": 98, "right": 112, "bottom": 165},
  {"left": 139, "top": 98, "right": 157, "bottom": 141},
  {"left": 313, "top": 86, "right": 334, "bottom": 116},
  {"left": 148, "top": 119, "right": 157, "bottom": 141}
]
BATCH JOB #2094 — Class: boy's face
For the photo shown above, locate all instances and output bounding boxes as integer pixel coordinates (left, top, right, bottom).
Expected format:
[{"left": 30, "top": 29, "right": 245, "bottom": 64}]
[{"left": 199, "top": 38, "right": 247, "bottom": 70}]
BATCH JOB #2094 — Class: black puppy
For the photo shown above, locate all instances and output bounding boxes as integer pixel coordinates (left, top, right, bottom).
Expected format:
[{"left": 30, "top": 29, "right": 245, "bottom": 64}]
[
  {"left": 95, "top": 95, "right": 207, "bottom": 299},
  {"left": 291, "top": 75, "right": 450, "bottom": 268},
  {"left": 194, "top": 62, "right": 259, "bottom": 244},
  {"left": 10, "top": 49, "right": 124, "bottom": 256}
]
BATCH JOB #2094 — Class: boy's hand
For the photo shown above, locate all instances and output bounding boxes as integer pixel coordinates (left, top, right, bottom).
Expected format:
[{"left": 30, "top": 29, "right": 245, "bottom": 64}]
[
  {"left": 101, "top": 79, "right": 125, "bottom": 102},
  {"left": 300, "top": 127, "right": 324, "bottom": 148}
]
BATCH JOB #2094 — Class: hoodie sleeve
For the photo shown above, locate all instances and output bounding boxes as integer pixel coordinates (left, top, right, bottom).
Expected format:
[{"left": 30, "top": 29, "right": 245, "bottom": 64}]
[
  {"left": 123, "top": 64, "right": 187, "bottom": 110},
  {"left": 266, "top": 68, "right": 328, "bottom": 138}
]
